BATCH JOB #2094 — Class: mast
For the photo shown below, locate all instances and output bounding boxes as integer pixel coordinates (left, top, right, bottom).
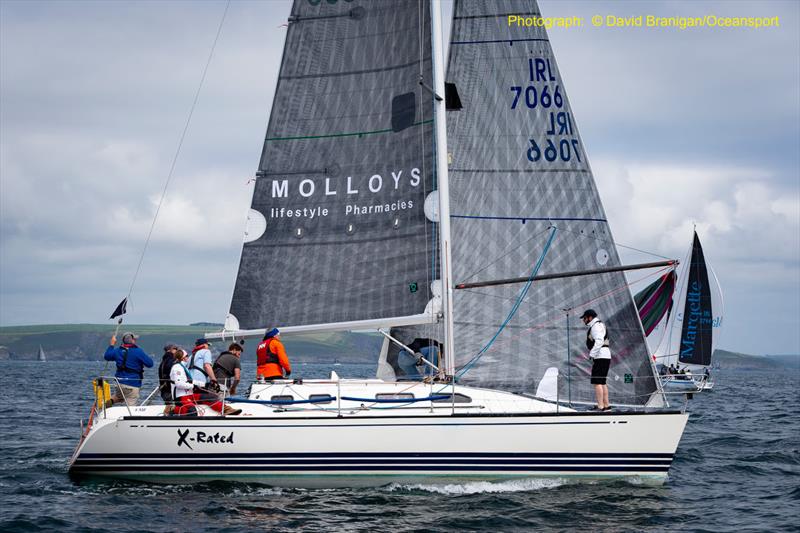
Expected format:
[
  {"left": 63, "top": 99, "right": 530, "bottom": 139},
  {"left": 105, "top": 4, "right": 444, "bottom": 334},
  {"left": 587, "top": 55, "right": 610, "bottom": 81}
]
[{"left": 430, "top": 0, "right": 456, "bottom": 377}]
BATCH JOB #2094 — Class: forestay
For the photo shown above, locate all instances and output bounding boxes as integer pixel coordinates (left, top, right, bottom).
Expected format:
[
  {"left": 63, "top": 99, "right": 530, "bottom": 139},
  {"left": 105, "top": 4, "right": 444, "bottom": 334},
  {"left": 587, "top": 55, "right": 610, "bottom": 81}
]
[
  {"left": 229, "top": 0, "right": 439, "bottom": 331},
  {"left": 445, "top": 0, "right": 660, "bottom": 406}
]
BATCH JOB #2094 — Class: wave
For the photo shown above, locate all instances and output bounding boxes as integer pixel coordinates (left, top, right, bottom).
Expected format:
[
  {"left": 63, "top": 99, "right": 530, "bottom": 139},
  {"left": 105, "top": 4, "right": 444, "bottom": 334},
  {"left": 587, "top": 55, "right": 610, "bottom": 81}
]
[{"left": 384, "top": 477, "right": 567, "bottom": 495}]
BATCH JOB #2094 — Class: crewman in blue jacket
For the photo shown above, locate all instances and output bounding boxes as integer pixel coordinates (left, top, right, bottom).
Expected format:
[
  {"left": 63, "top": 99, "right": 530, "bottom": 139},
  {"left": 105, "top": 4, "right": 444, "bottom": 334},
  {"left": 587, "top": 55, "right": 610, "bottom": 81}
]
[{"left": 103, "top": 331, "right": 154, "bottom": 406}]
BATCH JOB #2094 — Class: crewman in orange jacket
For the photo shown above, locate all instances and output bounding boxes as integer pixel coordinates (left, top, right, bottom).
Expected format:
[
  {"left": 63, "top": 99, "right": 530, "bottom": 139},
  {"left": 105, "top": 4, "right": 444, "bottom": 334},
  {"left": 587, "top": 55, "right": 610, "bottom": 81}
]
[{"left": 256, "top": 328, "right": 291, "bottom": 380}]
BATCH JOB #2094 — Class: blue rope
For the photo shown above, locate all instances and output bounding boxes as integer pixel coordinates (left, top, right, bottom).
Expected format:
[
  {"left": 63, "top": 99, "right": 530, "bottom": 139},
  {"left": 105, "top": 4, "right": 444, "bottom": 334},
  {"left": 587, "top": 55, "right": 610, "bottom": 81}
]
[
  {"left": 341, "top": 395, "right": 451, "bottom": 404},
  {"left": 455, "top": 226, "right": 558, "bottom": 380},
  {"left": 227, "top": 396, "right": 334, "bottom": 405},
  {"left": 226, "top": 394, "right": 452, "bottom": 406}
]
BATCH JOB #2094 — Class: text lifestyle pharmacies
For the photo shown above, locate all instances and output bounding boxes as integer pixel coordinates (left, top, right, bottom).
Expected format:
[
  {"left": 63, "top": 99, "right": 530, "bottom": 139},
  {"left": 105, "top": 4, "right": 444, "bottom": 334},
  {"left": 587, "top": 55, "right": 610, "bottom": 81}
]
[{"left": 266, "top": 167, "right": 421, "bottom": 220}]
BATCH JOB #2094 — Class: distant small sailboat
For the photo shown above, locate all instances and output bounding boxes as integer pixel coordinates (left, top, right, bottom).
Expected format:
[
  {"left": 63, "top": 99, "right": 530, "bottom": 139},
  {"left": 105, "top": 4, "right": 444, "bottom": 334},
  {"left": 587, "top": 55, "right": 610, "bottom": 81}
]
[
  {"left": 636, "top": 231, "right": 723, "bottom": 393},
  {"left": 37, "top": 345, "right": 46, "bottom": 362}
]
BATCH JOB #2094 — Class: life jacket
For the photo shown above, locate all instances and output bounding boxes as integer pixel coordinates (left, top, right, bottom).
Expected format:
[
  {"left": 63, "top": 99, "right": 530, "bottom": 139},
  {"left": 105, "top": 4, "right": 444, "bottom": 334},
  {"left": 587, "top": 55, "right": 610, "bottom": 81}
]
[
  {"left": 190, "top": 346, "right": 210, "bottom": 379},
  {"left": 116, "top": 345, "right": 144, "bottom": 379},
  {"left": 586, "top": 321, "right": 610, "bottom": 351},
  {"left": 158, "top": 353, "right": 176, "bottom": 385},
  {"left": 170, "top": 362, "right": 193, "bottom": 385},
  {"left": 212, "top": 351, "right": 236, "bottom": 380},
  {"left": 170, "top": 362, "right": 193, "bottom": 401},
  {"left": 257, "top": 339, "right": 279, "bottom": 366},
  {"left": 170, "top": 364, "right": 197, "bottom": 416}
]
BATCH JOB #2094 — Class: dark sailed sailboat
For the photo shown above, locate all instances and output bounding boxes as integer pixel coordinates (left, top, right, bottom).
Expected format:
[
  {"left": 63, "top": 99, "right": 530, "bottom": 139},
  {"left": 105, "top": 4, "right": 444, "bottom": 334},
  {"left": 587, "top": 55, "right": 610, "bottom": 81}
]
[{"left": 636, "top": 231, "right": 724, "bottom": 392}]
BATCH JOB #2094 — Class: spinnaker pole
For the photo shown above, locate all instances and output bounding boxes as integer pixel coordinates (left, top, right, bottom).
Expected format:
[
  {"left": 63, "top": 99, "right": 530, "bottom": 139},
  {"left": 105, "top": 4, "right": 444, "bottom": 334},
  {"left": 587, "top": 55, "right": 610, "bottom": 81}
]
[{"left": 455, "top": 260, "right": 678, "bottom": 290}]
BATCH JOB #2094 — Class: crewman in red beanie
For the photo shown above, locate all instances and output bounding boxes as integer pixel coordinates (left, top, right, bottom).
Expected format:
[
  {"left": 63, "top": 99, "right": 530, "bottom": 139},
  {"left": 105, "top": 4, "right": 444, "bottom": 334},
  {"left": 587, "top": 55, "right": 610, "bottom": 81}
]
[{"left": 256, "top": 328, "right": 291, "bottom": 380}]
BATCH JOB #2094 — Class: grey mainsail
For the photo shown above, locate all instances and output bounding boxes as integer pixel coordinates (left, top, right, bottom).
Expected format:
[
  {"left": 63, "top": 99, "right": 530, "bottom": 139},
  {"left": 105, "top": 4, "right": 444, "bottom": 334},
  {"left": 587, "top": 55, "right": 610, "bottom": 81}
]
[
  {"left": 229, "top": 0, "right": 439, "bottom": 330},
  {"left": 445, "top": 0, "right": 659, "bottom": 405}
]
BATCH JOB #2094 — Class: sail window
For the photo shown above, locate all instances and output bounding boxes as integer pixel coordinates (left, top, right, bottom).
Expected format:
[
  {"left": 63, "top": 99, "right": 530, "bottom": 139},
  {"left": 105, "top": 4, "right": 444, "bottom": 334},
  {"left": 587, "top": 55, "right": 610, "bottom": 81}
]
[
  {"left": 349, "top": 6, "right": 365, "bottom": 20},
  {"left": 309, "top": 394, "right": 332, "bottom": 404},
  {"left": 375, "top": 393, "right": 415, "bottom": 400},
  {"left": 445, "top": 82, "right": 463, "bottom": 110},
  {"left": 391, "top": 92, "right": 416, "bottom": 132},
  {"left": 270, "top": 395, "right": 294, "bottom": 402},
  {"left": 432, "top": 393, "right": 472, "bottom": 404}
]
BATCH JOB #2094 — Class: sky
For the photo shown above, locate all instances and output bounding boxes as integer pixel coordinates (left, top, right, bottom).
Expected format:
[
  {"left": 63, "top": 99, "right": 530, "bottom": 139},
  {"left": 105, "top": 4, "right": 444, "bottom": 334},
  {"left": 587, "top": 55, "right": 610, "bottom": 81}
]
[{"left": 1, "top": 0, "right": 798, "bottom": 355}]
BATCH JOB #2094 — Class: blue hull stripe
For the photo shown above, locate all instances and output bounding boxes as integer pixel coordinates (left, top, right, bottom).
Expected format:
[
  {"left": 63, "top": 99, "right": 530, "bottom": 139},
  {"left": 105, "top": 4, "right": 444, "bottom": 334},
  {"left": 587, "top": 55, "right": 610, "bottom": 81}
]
[
  {"left": 77, "top": 452, "right": 674, "bottom": 459},
  {"left": 71, "top": 452, "right": 675, "bottom": 474},
  {"left": 70, "top": 465, "right": 670, "bottom": 473},
  {"left": 74, "top": 459, "right": 672, "bottom": 467}
]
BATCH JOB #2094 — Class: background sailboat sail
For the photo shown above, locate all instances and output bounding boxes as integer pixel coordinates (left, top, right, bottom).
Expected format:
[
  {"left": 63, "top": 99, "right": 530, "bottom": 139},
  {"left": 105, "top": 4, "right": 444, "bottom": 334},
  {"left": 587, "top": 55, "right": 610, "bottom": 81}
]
[
  {"left": 445, "top": 0, "right": 659, "bottom": 406},
  {"left": 229, "top": 0, "right": 439, "bottom": 331},
  {"left": 643, "top": 231, "right": 723, "bottom": 368},
  {"left": 678, "top": 232, "right": 714, "bottom": 366}
]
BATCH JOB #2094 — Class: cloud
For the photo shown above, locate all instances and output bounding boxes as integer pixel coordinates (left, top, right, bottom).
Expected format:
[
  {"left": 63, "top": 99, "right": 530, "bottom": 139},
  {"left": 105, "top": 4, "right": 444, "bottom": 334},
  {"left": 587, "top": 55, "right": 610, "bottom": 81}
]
[
  {"left": 592, "top": 158, "right": 799, "bottom": 354},
  {"left": 594, "top": 159, "right": 799, "bottom": 265},
  {"left": 1, "top": 0, "right": 798, "bottom": 354},
  {"left": 0, "top": 1, "right": 282, "bottom": 326}
]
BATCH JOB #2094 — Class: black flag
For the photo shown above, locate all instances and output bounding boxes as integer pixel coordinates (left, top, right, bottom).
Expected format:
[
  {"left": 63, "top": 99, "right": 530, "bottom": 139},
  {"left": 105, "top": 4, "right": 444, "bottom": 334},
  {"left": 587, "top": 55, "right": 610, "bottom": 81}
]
[{"left": 109, "top": 298, "right": 127, "bottom": 320}]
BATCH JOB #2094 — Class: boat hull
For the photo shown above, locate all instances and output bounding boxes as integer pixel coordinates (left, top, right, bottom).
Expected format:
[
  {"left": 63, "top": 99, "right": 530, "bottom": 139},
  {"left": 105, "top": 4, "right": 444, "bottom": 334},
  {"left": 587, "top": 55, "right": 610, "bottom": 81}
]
[
  {"left": 661, "top": 376, "right": 704, "bottom": 393},
  {"left": 69, "top": 411, "right": 688, "bottom": 488}
]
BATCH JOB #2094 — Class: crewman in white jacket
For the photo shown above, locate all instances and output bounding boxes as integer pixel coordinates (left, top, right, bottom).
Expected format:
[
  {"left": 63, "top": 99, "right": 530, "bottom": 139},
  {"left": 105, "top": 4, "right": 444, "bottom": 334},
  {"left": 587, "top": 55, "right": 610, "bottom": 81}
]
[
  {"left": 581, "top": 309, "right": 611, "bottom": 411},
  {"left": 170, "top": 349, "right": 196, "bottom": 415}
]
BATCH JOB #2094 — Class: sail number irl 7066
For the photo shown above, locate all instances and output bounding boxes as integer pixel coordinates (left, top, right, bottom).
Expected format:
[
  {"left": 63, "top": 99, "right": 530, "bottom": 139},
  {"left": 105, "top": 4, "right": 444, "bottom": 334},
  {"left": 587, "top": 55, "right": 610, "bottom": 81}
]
[{"left": 510, "top": 57, "right": 583, "bottom": 164}]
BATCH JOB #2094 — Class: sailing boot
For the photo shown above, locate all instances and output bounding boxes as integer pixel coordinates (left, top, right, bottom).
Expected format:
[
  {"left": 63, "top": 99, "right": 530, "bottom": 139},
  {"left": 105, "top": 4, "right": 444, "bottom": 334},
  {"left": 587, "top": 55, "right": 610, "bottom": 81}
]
[{"left": 223, "top": 405, "right": 243, "bottom": 416}]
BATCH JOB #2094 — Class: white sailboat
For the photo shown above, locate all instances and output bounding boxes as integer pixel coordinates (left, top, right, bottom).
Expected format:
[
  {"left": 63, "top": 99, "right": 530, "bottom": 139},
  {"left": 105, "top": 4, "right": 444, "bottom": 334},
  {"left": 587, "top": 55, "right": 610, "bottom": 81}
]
[
  {"left": 38, "top": 345, "right": 46, "bottom": 362},
  {"left": 69, "top": 0, "right": 687, "bottom": 487},
  {"left": 636, "top": 231, "right": 724, "bottom": 393}
]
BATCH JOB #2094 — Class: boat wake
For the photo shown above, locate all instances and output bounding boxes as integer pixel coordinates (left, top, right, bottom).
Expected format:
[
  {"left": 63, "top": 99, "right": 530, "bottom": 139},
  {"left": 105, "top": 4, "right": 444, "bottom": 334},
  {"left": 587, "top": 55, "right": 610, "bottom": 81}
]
[{"left": 385, "top": 477, "right": 567, "bottom": 495}]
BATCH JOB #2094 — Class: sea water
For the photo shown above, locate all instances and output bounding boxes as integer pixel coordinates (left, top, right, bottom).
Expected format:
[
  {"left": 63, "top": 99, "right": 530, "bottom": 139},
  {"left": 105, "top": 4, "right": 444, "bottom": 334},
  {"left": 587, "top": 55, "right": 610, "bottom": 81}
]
[{"left": 0, "top": 361, "right": 797, "bottom": 532}]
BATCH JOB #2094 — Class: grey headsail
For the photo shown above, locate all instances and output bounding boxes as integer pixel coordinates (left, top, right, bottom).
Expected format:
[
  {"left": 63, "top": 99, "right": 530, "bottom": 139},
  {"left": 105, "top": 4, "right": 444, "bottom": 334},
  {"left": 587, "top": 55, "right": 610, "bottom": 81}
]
[
  {"left": 229, "top": 0, "right": 438, "bottom": 331},
  {"left": 446, "top": 0, "right": 660, "bottom": 405}
]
